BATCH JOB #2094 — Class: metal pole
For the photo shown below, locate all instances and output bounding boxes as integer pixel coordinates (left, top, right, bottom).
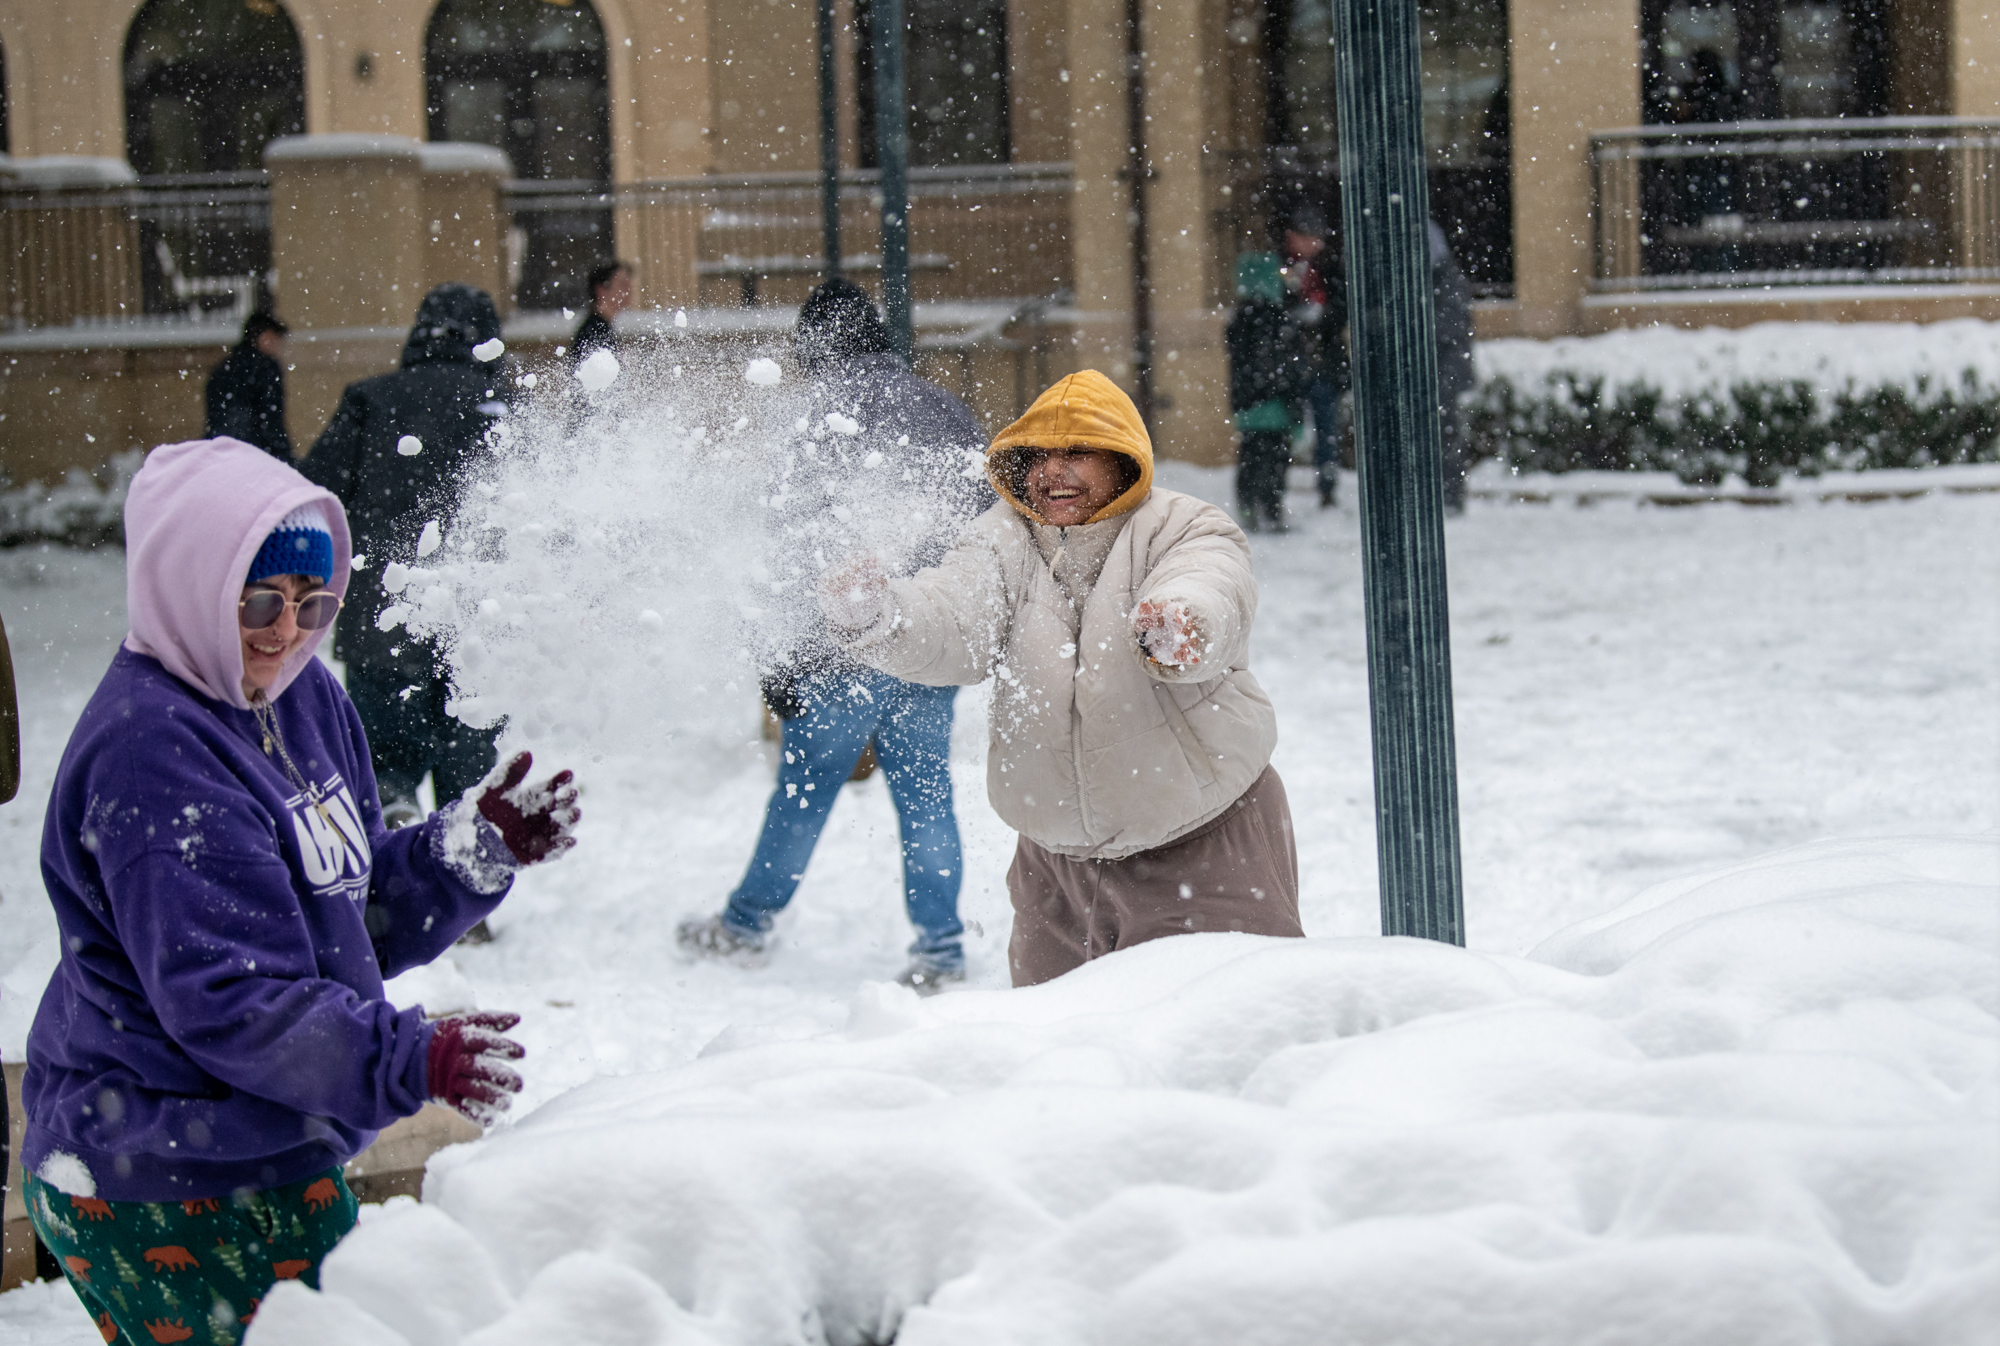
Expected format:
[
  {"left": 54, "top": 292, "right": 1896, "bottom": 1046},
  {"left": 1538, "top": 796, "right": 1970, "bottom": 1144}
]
[
  {"left": 870, "top": 0, "right": 913, "bottom": 361},
  {"left": 1330, "top": 0, "right": 1466, "bottom": 944},
  {"left": 1120, "top": 0, "right": 1154, "bottom": 423},
  {"left": 817, "top": 0, "right": 841, "bottom": 279}
]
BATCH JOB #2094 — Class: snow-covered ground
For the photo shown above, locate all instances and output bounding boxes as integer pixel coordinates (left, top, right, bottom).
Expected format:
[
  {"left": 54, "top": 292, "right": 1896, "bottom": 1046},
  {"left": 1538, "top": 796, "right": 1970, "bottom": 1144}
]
[{"left": 3, "top": 467, "right": 1997, "bottom": 1343}]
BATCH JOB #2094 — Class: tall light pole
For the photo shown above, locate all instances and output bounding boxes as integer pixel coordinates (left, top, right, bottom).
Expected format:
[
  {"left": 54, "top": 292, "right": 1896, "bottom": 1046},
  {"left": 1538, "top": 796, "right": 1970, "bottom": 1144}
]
[
  {"left": 1331, "top": 0, "right": 1466, "bottom": 944},
  {"left": 817, "top": 0, "right": 841, "bottom": 279},
  {"left": 870, "top": 0, "right": 913, "bottom": 361}
]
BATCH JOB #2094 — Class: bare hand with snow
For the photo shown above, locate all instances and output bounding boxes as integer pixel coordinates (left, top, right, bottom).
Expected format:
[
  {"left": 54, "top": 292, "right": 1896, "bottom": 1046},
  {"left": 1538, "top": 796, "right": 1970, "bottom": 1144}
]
[
  {"left": 1134, "top": 598, "right": 1203, "bottom": 669},
  {"left": 817, "top": 554, "right": 889, "bottom": 631},
  {"left": 425, "top": 1009, "right": 525, "bottom": 1125},
  {"left": 470, "top": 751, "right": 581, "bottom": 865}
]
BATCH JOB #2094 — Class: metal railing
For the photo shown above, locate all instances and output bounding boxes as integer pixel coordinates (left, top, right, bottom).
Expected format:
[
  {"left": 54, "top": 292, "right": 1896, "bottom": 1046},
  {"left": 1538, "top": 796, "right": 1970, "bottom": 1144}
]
[
  {"left": 1591, "top": 117, "right": 2000, "bottom": 292},
  {"left": 0, "top": 172, "right": 271, "bottom": 329},
  {"left": 504, "top": 162, "right": 1074, "bottom": 313}
]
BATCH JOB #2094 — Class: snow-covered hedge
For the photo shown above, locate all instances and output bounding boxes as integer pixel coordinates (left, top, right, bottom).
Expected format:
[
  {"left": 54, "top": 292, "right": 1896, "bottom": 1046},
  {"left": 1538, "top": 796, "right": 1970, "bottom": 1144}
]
[
  {"left": 0, "top": 449, "right": 142, "bottom": 548},
  {"left": 1470, "top": 321, "right": 2000, "bottom": 486},
  {"left": 249, "top": 835, "right": 1999, "bottom": 1346}
]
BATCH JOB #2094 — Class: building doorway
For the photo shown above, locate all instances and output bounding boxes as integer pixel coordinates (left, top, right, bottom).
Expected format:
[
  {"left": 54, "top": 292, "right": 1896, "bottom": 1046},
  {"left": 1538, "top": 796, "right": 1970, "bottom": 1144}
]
[
  {"left": 426, "top": 0, "right": 612, "bottom": 310},
  {"left": 1262, "top": 0, "right": 1513, "bottom": 297},
  {"left": 855, "top": 0, "right": 1012, "bottom": 168}
]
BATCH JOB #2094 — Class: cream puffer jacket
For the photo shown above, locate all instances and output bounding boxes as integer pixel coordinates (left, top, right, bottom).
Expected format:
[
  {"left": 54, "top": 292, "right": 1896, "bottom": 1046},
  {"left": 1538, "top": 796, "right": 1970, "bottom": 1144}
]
[{"left": 837, "top": 488, "right": 1277, "bottom": 859}]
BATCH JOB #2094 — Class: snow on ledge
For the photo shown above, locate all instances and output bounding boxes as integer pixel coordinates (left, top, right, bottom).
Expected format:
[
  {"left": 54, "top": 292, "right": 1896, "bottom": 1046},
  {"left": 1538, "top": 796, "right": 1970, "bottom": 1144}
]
[
  {"left": 249, "top": 835, "right": 2000, "bottom": 1346},
  {"left": 264, "top": 134, "right": 425, "bottom": 166},
  {"left": 417, "top": 143, "right": 515, "bottom": 177}
]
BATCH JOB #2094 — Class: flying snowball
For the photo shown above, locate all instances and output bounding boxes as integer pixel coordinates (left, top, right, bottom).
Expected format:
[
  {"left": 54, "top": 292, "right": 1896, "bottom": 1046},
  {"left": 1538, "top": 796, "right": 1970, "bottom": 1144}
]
[
  {"left": 416, "top": 520, "right": 443, "bottom": 558},
  {"left": 350, "top": 553, "right": 369, "bottom": 571},
  {"left": 744, "top": 358, "right": 782, "bottom": 386},
  {"left": 397, "top": 435, "right": 424, "bottom": 456},
  {"left": 825, "top": 412, "right": 860, "bottom": 436},
  {"left": 674, "top": 309, "right": 689, "bottom": 329},
  {"left": 472, "top": 338, "right": 506, "bottom": 362},
  {"left": 577, "top": 349, "right": 621, "bottom": 391}
]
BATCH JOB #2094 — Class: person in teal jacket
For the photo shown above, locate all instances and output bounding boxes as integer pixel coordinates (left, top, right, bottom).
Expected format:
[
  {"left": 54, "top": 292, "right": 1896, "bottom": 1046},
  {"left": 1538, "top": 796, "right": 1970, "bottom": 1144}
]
[{"left": 1224, "top": 253, "right": 1309, "bottom": 532}]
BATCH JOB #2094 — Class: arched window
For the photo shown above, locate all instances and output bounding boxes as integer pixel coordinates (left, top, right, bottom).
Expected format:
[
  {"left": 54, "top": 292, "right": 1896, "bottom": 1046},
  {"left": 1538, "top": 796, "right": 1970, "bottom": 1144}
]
[
  {"left": 124, "top": 0, "right": 305, "bottom": 177},
  {"left": 856, "top": 0, "right": 1011, "bottom": 168},
  {"left": 425, "top": 0, "right": 611, "bottom": 183},
  {"left": 427, "top": 0, "right": 611, "bottom": 311}
]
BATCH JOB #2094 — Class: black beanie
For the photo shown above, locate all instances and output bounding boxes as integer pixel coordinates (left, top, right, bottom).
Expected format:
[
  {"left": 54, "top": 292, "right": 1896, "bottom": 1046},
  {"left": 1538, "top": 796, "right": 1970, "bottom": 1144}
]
[{"left": 794, "top": 278, "right": 893, "bottom": 374}]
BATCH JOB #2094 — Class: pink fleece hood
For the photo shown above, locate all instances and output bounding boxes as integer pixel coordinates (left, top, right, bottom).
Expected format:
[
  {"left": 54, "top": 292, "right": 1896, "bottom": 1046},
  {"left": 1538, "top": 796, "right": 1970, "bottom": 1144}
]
[{"left": 123, "top": 437, "right": 353, "bottom": 710}]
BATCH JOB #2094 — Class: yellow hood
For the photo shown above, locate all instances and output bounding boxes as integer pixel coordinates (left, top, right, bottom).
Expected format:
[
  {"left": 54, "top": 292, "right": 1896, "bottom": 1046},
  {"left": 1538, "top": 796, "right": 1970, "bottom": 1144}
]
[{"left": 988, "top": 370, "right": 1154, "bottom": 525}]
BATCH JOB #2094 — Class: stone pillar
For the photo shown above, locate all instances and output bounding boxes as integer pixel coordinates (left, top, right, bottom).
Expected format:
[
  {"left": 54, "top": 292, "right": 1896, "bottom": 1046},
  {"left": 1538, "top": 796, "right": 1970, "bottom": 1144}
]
[
  {"left": 265, "top": 135, "right": 428, "bottom": 450},
  {"left": 1138, "top": 0, "right": 1233, "bottom": 466},
  {"left": 418, "top": 143, "right": 516, "bottom": 317},
  {"left": 1507, "top": 0, "right": 1642, "bottom": 336},
  {"left": 1065, "top": 0, "right": 1140, "bottom": 390},
  {"left": 1954, "top": 0, "right": 2000, "bottom": 115}
]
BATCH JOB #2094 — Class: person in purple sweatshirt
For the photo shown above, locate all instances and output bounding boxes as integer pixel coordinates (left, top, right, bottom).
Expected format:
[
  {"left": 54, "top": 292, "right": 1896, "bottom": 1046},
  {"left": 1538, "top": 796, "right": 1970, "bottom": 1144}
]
[{"left": 18, "top": 437, "right": 579, "bottom": 1344}]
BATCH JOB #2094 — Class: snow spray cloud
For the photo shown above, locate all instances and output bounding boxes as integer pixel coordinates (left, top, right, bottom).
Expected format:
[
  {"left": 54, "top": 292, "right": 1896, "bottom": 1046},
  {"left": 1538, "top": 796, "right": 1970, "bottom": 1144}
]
[{"left": 379, "top": 339, "right": 987, "bottom": 759}]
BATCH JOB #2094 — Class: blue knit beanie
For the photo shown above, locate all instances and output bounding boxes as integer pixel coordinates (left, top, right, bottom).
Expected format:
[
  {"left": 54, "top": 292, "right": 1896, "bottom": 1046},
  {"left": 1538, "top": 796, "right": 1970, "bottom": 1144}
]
[{"left": 247, "top": 504, "right": 334, "bottom": 585}]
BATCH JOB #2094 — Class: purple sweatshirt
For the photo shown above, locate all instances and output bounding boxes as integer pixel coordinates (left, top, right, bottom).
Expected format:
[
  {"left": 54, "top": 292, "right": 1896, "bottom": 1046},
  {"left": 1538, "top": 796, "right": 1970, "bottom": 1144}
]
[{"left": 22, "top": 438, "right": 507, "bottom": 1202}]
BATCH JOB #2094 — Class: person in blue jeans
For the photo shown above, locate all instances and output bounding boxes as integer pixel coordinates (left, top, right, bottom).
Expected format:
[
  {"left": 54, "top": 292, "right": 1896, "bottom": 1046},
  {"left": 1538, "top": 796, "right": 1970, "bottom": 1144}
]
[{"left": 677, "top": 281, "right": 991, "bottom": 991}]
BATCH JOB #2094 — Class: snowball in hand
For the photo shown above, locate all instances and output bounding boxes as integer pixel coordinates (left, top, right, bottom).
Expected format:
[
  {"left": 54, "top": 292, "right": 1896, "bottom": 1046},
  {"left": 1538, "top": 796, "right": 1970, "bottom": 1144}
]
[
  {"left": 417, "top": 519, "right": 443, "bottom": 558},
  {"left": 744, "top": 358, "right": 783, "bottom": 386},
  {"left": 473, "top": 337, "right": 506, "bottom": 362},
  {"left": 576, "top": 349, "right": 621, "bottom": 391},
  {"left": 397, "top": 434, "right": 424, "bottom": 457}
]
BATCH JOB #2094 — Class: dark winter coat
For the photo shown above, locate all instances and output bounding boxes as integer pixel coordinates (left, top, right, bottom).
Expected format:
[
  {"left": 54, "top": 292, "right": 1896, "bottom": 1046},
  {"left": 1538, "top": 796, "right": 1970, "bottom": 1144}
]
[
  {"left": 761, "top": 352, "right": 992, "bottom": 713},
  {"left": 204, "top": 342, "right": 293, "bottom": 460},
  {"left": 567, "top": 309, "right": 618, "bottom": 366},
  {"left": 303, "top": 285, "right": 511, "bottom": 679},
  {"left": 1429, "top": 223, "right": 1477, "bottom": 408},
  {"left": 1289, "top": 255, "right": 1350, "bottom": 391},
  {"left": 1225, "top": 301, "right": 1309, "bottom": 416}
]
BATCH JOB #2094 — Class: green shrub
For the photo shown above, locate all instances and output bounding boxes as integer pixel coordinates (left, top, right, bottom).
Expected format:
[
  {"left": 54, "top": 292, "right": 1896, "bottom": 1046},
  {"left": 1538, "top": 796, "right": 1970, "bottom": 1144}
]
[{"left": 1465, "top": 369, "right": 2000, "bottom": 484}]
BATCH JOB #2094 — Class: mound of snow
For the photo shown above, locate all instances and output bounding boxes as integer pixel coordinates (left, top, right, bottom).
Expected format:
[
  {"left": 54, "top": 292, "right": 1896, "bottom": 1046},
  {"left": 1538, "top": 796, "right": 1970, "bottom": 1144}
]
[{"left": 250, "top": 835, "right": 1999, "bottom": 1346}]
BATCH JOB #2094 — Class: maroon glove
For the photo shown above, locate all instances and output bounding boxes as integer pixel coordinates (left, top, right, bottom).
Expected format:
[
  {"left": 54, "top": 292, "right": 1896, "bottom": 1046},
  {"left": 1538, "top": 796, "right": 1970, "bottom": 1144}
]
[
  {"left": 426, "top": 1010, "right": 526, "bottom": 1126},
  {"left": 472, "top": 751, "right": 580, "bottom": 865}
]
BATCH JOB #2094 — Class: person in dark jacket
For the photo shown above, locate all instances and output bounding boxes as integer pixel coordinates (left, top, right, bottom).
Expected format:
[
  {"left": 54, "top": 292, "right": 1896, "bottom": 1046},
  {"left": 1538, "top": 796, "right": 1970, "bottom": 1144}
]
[
  {"left": 20, "top": 437, "right": 578, "bottom": 1345},
  {"left": 304, "top": 284, "right": 513, "bottom": 829},
  {"left": 1429, "top": 221, "right": 1478, "bottom": 513},
  {"left": 1225, "top": 252, "right": 1309, "bottom": 532},
  {"left": 1283, "top": 208, "right": 1349, "bottom": 508},
  {"left": 567, "top": 259, "right": 632, "bottom": 368},
  {"left": 204, "top": 310, "right": 292, "bottom": 459},
  {"left": 677, "top": 278, "right": 993, "bottom": 992}
]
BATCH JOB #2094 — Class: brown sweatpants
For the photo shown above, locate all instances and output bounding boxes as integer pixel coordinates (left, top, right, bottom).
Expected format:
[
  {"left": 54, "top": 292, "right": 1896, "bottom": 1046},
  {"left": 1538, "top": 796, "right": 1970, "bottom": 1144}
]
[{"left": 1006, "top": 765, "right": 1304, "bottom": 986}]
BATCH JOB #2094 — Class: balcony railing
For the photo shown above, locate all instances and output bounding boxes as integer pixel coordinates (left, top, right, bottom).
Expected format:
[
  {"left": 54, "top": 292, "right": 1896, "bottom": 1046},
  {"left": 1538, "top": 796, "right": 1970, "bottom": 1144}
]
[
  {"left": 1591, "top": 117, "right": 2000, "bottom": 292},
  {"left": 0, "top": 172, "right": 271, "bottom": 330},
  {"left": 504, "top": 162, "right": 1074, "bottom": 313}
]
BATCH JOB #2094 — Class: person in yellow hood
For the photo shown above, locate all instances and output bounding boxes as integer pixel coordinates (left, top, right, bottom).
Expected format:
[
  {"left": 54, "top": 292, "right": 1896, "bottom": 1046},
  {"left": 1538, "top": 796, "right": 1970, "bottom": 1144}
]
[{"left": 819, "top": 371, "right": 1303, "bottom": 986}]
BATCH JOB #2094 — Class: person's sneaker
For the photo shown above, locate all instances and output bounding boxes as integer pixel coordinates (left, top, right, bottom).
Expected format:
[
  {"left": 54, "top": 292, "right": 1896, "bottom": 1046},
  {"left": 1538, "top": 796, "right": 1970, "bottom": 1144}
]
[
  {"left": 896, "top": 957, "right": 966, "bottom": 997},
  {"left": 455, "top": 918, "right": 495, "bottom": 946},
  {"left": 676, "top": 914, "right": 769, "bottom": 965},
  {"left": 382, "top": 796, "right": 425, "bottom": 829}
]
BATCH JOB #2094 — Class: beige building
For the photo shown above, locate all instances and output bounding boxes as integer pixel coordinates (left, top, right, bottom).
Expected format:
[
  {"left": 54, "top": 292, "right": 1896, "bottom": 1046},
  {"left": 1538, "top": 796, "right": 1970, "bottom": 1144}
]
[{"left": 0, "top": 0, "right": 1996, "bottom": 481}]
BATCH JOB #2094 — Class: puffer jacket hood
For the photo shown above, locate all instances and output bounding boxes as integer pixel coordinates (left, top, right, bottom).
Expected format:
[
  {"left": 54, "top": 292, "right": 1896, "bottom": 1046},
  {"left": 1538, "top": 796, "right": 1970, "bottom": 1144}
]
[
  {"left": 988, "top": 370, "right": 1154, "bottom": 526},
  {"left": 123, "top": 437, "right": 352, "bottom": 710},
  {"left": 400, "top": 283, "right": 502, "bottom": 369}
]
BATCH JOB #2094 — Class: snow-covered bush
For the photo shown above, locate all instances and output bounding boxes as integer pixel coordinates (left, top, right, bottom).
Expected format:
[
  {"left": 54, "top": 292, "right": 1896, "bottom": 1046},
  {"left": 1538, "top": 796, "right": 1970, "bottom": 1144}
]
[
  {"left": 0, "top": 448, "right": 142, "bottom": 547},
  {"left": 249, "top": 835, "right": 1999, "bottom": 1346},
  {"left": 1469, "top": 320, "right": 2000, "bottom": 486}
]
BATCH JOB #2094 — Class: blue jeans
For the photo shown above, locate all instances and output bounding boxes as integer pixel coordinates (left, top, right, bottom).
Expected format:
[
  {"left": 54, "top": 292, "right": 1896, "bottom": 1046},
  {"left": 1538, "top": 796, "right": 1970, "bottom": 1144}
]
[
  {"left": 725, "top": 670, "right": 965, "bottom": 964},
  {"left": 1306, "top": 375, "right": 1342, "bottom": 497}
]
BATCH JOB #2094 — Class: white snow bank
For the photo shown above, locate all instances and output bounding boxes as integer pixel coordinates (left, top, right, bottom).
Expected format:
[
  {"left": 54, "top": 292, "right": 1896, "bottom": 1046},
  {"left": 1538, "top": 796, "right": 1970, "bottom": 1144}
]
[
  {"left": 1478, "top": 318, "right": 2000, "bottom": 401},
  {"left": 252, "top": 835, "right": 2000, "bottom": 1346}
]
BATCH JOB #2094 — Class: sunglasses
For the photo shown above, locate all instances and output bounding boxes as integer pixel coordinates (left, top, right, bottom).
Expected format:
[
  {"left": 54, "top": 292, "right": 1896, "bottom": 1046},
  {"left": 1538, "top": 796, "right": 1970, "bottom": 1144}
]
[{"left": 239, "top": 588, "right": 342, "bottom": 631}]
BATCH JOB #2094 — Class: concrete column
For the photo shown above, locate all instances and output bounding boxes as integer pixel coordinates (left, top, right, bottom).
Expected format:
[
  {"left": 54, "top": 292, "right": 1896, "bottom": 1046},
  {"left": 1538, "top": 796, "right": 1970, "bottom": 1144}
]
[
  {"left": 265, "top": 134, "right": 428, "bottom": 448},
  {"left": 418, "top": 143, "right": 515, "bottom": 317},
  {"left": 1138, "top": 0, "right": 1233, "bottom": 465},
  {"left": 1507, "top": 0, "right": 1641, "bottom": 336},
  {"left": 1065, "top": 0, "right": 1140, "bottom": 390},
  {"left": 1954, "top": 0, "right": 2000, "bottom": 115}
]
